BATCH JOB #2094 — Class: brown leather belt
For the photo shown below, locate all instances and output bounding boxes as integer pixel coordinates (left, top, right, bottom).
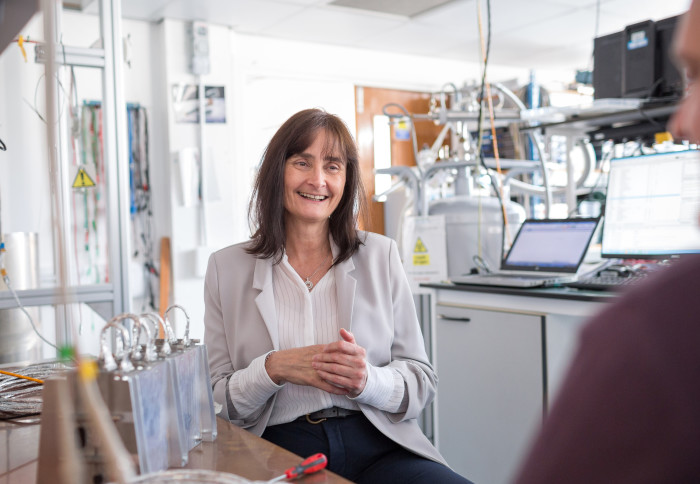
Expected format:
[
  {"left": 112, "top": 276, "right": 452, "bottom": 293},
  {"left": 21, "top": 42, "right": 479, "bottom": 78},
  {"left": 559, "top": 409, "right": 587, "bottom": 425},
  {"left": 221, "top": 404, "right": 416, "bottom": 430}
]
[{"left": 298, "top": 407, "right": 362, "bottom": 424}]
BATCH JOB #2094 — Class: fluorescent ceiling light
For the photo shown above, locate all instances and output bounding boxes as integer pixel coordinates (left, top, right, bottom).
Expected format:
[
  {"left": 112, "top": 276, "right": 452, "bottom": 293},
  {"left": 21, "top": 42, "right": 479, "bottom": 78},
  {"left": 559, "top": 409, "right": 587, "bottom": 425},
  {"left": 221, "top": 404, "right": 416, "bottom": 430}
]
[
  {"left": 62, "top": 0, "right": 94, "bottom": 11},
  {"left": 328, "top": 0, "right": 458, "bottom": 18}
]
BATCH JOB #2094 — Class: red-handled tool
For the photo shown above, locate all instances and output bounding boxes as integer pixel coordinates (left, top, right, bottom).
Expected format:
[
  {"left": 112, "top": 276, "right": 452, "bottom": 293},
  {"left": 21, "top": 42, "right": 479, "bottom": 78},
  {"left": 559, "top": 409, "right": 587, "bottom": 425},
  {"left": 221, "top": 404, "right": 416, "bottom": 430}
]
[{"left": 268, "top": 453, "right": 328, "bottom": 482}]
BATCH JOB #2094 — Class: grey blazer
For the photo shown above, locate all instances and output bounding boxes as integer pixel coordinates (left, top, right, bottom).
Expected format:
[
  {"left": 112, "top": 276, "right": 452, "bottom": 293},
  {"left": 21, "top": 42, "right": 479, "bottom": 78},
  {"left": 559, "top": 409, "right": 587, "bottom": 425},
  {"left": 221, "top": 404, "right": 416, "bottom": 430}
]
[{"left": 203, "top": 231, "right": 446, "bottom": 465}]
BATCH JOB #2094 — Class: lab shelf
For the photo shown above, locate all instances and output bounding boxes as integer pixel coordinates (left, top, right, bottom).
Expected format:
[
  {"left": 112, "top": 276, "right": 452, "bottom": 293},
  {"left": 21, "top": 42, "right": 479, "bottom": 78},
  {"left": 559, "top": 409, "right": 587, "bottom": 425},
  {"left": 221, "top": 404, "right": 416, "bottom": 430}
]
[
  {"left": 519, "top": 99, "right": 678, "bottom": 131},
  {"left": 0, "top": 284, "right": 116, "bottom": 320}
]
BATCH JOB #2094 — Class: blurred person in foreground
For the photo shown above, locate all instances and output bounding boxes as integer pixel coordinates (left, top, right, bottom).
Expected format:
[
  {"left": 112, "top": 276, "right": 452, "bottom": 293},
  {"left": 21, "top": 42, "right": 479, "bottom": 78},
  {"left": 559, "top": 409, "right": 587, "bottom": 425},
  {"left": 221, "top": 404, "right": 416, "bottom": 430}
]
[
  {"left": 513, "top": 3, "right": 700, "bottom": 483},
  {"left": 204, "top": 108, "right": 472, "bottom": 483}
]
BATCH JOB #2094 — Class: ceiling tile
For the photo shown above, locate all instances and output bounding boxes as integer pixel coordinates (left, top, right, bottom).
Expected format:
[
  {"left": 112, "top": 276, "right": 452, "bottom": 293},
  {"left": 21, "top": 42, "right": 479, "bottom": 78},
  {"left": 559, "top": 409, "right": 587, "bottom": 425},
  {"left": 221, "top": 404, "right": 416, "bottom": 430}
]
[
  {"left": 488, "top": 0, "right": 576, "bottom": 34},
  {"left": 354, "top": 21, "right": 469, "bottom": 56},
  {"left": 412, "top": 0, "right": 475, "bottom": 26},
  {"left": 82, "top": 0, "right": 174, "bottom": 19},
  {"left": 604, "top": 0, "right": 689, "bottom": 20},
  {"left": 147, "top": 0, "right": 308, "bottom": 32},
  {"left": 505, "top": 7, "right": 599, "bottom": 46},
  {"left": 258, "top": 5, "right": 405, "bottom": 44}
]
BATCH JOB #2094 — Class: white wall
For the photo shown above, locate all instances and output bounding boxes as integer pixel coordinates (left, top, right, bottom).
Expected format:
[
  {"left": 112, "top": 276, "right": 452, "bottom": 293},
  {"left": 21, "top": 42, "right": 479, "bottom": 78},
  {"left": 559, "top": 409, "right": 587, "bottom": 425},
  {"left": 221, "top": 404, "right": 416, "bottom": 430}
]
[
  {"left": 0, "top": 12, "right": 57, "bottom": 360},
  {"left": 157, "top": 19, "right": 237, "bottom": 340},
  {"left": 0, "top": 13, "right": 54, "bottom": 275}
]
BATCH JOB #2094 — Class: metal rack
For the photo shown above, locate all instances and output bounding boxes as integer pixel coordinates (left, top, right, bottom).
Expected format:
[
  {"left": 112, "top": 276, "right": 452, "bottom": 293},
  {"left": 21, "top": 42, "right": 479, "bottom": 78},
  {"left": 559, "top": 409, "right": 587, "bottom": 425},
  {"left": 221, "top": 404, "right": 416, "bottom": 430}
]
[
  {"left": 519, "top": 98, "right": 679, "bottom": 214},
  {"left": 0, "top": 0, "right": 132, "bottom": 339},
  {"left": 0, "top": 284, "right": 116, "bottom": 320}
]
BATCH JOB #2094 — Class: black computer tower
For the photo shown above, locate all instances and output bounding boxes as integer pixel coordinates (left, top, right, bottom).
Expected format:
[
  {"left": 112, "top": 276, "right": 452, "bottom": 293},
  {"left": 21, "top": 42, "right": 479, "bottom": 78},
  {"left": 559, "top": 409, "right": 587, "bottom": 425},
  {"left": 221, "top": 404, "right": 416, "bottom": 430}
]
[
  {"left": 623, "top": 20, "right": 657, "bottom": 98},
  {"left": 593, "top": 31, "right": 623, "bottom": 99},
  {"left": 656, "top": 15, "right": 684, "bottom": 98}
]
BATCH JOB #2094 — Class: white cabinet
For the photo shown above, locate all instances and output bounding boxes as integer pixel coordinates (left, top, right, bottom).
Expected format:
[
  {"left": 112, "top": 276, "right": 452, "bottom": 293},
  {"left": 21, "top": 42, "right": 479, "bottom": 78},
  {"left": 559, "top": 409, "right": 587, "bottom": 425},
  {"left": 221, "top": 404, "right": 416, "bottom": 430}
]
[
  {"left": 435, "top": 303, "right": 544, "bottom": 484},
  {"left": 426, "top": 285, "right": 612, "bottom": 484}
]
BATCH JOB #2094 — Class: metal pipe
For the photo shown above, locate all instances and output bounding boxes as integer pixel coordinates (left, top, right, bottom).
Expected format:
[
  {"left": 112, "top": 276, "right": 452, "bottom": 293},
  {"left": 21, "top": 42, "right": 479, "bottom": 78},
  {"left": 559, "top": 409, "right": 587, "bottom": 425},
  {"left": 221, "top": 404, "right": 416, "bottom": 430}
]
[
  {"left": 493, "top": 82, "right": 552, "bottom": 217},
  {"left": 165, "top": 304, "right": 191, "bottom": 347},
  {"left": 382, "top": 103, "right": 421, "bottom": 176},
  {"left": 98, "top": 320, "right": 133, "bottom": 372},
  {"left": 140, "top": 312, "right": 171, "bottom": 356},
  {"left": 372, "top": 178, "right": 407, "bottom": 202}
]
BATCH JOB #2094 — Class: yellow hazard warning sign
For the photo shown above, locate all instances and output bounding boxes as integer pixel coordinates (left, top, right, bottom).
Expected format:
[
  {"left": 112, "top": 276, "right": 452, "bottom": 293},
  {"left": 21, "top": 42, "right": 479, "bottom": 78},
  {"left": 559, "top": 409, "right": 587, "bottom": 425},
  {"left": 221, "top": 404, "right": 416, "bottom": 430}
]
[
  {"left": 413, "top": 254, "right": 430, "bottom": 265},
  {"left": 413, "top": 237, "right": 430, "bottom": 265},
  {"left": 402, "top": 215, "right": 447, "bottom": 293},
  {"left": 72, "top": 167, "right": 96, "bottom": 188}
]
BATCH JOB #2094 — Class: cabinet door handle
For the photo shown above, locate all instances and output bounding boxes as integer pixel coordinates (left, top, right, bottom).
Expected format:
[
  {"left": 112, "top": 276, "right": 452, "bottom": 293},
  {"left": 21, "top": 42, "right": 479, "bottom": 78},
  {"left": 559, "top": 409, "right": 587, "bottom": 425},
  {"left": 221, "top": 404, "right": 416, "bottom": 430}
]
[{"left": 437, "top": 314, "right": 471, "bottom": 322}]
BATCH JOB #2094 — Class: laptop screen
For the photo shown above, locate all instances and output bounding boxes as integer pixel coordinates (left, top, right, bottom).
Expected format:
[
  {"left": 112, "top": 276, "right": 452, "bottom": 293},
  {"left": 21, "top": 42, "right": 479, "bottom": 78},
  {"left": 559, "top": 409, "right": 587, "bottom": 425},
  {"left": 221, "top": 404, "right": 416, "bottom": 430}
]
[{"left": 501, "top": 218, "right": 600, "bottom": 273}]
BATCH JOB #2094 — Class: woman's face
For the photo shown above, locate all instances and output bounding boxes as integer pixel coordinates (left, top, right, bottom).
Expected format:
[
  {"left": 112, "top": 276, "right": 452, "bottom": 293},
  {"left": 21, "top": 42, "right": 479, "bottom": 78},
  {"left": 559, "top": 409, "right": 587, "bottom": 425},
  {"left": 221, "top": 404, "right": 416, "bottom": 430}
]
[{"left": 283, "top": 129, "right": 346, "bottom": 226}]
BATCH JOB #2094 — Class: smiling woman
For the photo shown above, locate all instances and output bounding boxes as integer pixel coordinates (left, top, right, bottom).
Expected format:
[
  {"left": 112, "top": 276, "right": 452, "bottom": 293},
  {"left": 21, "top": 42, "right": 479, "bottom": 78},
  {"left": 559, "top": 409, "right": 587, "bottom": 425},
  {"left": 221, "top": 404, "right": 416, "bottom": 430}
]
[
  {"left": 283, "top": 129, "right": 346, "bottom": 231},
  {"left": 203, "top": 108, "right": 474, "bottom": 483},
  {"left": 246, "top": 109, "right": 366, "bottom": 266}
]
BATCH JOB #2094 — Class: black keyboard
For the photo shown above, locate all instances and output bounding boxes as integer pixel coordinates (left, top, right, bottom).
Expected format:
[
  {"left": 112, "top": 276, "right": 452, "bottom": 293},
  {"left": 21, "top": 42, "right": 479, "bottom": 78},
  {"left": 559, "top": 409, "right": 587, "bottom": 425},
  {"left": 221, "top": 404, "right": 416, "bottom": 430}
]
[{"left": 564, "top": 273, "right": 649, "bottom": 291}]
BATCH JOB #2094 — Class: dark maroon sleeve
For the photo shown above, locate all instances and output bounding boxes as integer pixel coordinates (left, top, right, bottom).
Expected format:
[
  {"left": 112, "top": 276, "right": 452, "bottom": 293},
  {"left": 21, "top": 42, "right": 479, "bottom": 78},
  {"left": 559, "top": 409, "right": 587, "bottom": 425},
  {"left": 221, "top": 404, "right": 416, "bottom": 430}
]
[{"left": 513, "top": 258, "right": 700, "bottom": 484}]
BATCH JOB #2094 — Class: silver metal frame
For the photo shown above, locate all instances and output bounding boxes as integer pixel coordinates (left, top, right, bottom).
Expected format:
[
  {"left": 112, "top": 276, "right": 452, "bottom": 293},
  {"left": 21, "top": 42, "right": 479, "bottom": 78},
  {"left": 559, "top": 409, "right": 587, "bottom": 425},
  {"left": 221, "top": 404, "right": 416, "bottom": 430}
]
[
  {"left": 99, "top": 0, "right": 131, "bottom": 317},
  {"left": 0, "top": 0, "right": 131, "bottom": 347}
]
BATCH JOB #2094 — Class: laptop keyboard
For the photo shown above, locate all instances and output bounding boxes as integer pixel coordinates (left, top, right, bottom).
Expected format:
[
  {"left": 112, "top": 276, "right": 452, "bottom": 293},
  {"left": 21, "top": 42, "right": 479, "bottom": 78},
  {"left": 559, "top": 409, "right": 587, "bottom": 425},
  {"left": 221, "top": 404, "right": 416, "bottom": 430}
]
[{"left": 564, "top": 272, "right": 649, "bottom": 291}]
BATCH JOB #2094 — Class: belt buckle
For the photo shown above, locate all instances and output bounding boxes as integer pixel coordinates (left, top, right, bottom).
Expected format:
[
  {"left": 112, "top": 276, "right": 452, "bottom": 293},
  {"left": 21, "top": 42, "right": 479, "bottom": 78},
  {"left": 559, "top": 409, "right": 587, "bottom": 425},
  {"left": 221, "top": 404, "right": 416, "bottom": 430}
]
[{"left": 305, "top": 414, "right": 327, "bottom": 424}]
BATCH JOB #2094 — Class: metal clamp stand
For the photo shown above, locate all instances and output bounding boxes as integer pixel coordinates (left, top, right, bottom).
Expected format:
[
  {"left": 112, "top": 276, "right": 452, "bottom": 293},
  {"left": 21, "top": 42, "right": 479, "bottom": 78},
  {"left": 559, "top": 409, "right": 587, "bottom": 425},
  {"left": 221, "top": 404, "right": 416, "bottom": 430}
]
[
  {"left": 97, "top": 314, "right": 187, "bottom": 473},
  {"left": 164, "top": 304, "right": 217, "bottom": 443}
]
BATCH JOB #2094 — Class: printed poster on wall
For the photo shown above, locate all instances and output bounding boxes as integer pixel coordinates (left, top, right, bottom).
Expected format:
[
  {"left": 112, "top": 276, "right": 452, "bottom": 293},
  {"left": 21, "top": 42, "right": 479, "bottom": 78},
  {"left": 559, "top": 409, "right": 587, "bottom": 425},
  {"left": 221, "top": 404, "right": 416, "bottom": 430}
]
[
  {"left": 401, "top": 215, "right": 447, "bottom": 294},
  {"left": 171, "top": 84, "right": 226, "bottom": 123}
]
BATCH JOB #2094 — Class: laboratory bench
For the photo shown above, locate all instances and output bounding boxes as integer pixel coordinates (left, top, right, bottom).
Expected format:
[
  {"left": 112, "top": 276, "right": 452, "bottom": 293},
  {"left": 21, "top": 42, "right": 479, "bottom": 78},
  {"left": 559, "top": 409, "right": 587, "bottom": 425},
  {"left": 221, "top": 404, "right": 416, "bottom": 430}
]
[
  {"left": 420, "top": 282, "right": 617, "bottom": 484},
  {"left": 0, "top": 416, "right": 351, "bottom": 483}
]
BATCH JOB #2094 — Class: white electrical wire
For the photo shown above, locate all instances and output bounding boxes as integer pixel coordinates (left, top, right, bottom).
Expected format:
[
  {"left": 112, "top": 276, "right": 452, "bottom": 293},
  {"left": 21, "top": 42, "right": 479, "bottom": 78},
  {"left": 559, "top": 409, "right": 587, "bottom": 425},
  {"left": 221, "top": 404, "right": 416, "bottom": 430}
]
[{"left": 2, "top": 273, "right": 59, "bottom": 351}]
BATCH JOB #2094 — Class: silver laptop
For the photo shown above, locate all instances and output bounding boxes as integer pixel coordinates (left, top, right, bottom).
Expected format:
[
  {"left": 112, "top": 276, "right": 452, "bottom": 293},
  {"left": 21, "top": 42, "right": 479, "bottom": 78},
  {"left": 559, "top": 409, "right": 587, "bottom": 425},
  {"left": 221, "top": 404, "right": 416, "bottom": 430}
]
[{"left": 451, "top": 217, "right": 601, "bottom": 288}]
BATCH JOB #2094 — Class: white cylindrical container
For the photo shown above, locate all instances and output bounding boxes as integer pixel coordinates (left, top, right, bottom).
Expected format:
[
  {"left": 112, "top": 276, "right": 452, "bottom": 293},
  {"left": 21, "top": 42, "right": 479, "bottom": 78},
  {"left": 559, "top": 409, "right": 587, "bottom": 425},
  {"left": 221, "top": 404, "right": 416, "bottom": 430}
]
[
  {"left": 429, "top": 196, "right": 526, "bottom": 278},
  {"left": 0, "top": 232, "right": 41, "bottom": 364}
]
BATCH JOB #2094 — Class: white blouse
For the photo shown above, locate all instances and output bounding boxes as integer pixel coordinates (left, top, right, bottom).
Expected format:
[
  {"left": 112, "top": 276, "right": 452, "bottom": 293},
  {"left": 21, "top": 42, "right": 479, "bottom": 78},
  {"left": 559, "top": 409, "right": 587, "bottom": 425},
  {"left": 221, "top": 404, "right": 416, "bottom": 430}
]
[{"left": 227, "top": 252, "right": 407, "bottom": 425}]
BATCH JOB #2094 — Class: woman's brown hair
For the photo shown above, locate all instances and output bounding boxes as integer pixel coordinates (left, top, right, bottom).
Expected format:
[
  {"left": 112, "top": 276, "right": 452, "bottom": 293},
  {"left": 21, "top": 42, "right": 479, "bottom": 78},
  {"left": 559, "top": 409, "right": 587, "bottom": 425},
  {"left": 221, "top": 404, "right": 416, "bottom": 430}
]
[{"left": 246, "top": 108, "right": 368, "bottom": 264}]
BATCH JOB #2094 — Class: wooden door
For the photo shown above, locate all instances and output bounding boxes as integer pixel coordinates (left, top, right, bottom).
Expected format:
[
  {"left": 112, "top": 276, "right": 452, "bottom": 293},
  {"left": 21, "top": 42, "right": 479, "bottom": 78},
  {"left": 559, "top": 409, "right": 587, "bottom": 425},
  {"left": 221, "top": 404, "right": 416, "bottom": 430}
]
[{"left": 355, "top": 86, "right": 447, "bottom": 235}]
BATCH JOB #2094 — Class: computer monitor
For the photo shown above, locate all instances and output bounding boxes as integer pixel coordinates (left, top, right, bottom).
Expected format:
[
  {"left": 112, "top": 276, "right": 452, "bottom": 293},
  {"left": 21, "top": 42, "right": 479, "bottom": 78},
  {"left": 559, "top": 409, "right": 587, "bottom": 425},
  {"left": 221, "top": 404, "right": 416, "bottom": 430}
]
[{"left": 601, "top": 150, "right": 700, "bottom": 259}]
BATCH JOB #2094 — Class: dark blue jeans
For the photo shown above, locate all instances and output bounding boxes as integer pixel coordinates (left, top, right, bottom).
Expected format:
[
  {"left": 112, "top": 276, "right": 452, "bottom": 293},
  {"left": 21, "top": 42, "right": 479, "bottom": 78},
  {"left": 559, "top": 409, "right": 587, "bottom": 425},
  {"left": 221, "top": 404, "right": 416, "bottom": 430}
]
[{"left": 261, "top": 413, "right": 474, "bottom": 484}]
